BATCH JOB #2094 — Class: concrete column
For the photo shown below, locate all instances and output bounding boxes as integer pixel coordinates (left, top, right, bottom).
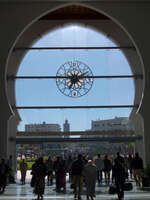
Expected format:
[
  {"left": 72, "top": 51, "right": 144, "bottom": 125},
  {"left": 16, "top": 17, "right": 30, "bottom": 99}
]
[
  {"left": 139, "top": 93, "right": 150, "bottom": 166},
  {"left": 130, "top": 113, "right": 145, "bottom": 159},
  {"left": 0, "top": 58, "right": 13, "bottom": 160},
  {"left": 7, "top": 114, "right": 20, "bottom": 172},
  {"left": 0, "top": 118, "right": 9, "bottom": 159}
]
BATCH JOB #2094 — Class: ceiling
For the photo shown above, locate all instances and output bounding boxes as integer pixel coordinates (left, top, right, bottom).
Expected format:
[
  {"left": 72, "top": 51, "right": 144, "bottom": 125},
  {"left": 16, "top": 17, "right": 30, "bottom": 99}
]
[
  {"left": 0, "top": 0, "right": 148, "bottom": 2},
  {"left": 40, "top": 5, "right": 110, "bottom": 20}
]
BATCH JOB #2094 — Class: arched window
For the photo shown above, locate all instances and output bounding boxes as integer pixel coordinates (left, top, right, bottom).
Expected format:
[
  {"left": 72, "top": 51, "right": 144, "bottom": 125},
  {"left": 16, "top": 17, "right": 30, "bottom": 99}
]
[{"left": 15, "top": 24, "right": 134, "bottom": 132}]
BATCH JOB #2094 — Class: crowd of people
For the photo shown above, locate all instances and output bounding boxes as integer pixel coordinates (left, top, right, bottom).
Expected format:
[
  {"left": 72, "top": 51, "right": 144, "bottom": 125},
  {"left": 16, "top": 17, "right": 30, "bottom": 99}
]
[{"left": 0, "top": 152, "right": 144, "bottom": 200}]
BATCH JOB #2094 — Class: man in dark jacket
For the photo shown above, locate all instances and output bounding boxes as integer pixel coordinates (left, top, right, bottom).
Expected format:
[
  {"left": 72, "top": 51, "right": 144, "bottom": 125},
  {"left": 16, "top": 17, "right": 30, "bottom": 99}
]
[
  {"left": 115, "top": 152, "right": 125, "bottom": 165},
  {"left": 71, "top": 154, "right": 84, "bottom": 200},
  {"left": 112, "top": 158, "right": 126, "bottom": 200}
]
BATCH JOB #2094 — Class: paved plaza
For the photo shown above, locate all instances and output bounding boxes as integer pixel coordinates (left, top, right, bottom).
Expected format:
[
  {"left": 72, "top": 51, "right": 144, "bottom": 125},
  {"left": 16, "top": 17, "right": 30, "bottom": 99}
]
[{"left": 0, "top": 171, "right": 150, "bottom": 200}]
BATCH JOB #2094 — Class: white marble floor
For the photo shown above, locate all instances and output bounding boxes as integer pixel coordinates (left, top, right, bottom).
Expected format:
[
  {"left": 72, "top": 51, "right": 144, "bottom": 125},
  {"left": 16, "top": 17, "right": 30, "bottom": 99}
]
[{"left": 0, "top": 171, "right": 150, "bottom": 200}]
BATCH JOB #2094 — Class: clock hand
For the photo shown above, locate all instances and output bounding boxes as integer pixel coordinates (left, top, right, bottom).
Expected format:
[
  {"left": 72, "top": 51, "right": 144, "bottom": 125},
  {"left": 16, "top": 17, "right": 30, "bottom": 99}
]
[
  {"left": 69, "top": 82, "right": 73, "bottom": 89},
  {"left": 83, "top": 71, "right": 89, "bottom": 75},
  {"left": 79, "top": 71, "right": 89, "bottom": 78}
]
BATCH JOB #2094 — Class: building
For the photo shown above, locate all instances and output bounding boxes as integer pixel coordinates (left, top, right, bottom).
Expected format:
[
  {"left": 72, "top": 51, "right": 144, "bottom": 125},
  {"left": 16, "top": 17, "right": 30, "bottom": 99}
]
[
  {"left": 91, "top": 117, "right": 135, "bottom": 132},
  {"left": 25, "top": 121, "right": 61, "bottom": 132}
]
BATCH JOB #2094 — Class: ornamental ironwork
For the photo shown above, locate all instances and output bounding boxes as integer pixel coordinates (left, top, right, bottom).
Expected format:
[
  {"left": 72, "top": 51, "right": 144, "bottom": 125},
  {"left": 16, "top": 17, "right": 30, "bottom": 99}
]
[{"left": 56, "top": 60, "right": 94, "bottom": 97}]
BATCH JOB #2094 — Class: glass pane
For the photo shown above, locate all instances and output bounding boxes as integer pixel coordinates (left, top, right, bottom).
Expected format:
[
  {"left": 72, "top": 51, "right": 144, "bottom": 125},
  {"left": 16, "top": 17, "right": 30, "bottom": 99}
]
[
  {"left": 17, "top": 108, "right": 132, "bottom": 132},
  {"left": 16, "top": 24, "right": 134, "bottom": 132}
]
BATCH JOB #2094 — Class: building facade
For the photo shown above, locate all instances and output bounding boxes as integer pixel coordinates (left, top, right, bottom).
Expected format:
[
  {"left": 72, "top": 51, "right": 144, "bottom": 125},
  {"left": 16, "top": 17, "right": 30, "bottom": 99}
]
[
  {"left": 91, "top": 117, "right": 135, "bottom": 132},
  {"left": 25, "top": 121, "right": 61, "bottom": 132}
]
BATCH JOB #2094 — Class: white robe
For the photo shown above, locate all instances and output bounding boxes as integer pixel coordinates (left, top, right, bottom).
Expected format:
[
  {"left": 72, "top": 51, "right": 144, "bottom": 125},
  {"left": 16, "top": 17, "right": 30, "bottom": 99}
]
[{"left": 82, "top": 162, "right": 97, "bottom": 197}]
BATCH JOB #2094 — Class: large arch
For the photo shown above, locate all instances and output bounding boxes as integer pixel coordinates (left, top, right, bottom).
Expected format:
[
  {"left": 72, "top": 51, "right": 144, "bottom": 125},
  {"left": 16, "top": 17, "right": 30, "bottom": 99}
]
[
  {"left": 6, "top": 4, "right": 144, "bottom": 166},
  {"left": 1, "top": 2, "right": 149, "bottom": 165},
  {"left": 7, "top": 5, "right": 143, "bottom": 119}
]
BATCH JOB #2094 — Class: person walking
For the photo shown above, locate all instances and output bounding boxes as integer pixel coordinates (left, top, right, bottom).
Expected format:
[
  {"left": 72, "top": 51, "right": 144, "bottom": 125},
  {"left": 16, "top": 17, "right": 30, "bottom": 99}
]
[
  {"left": 127, "top": 154, "right": 133, "bottom": 179},
  {"left": 112, "top": 158, "right": 126, "bottom": 200},
  {"left": 115, "top": 152, "right": 125, "bottom": 165},
  {"left": 82, "top": 160, "right": 97, "bottom": 200},
  {"left": 66, "top": 155, "right": 73, "bottom": 183},
  {"left": 30, "top": 159, "right": 38, "bottom": 188},
  {"left": 71, "top": 154, "right": 84, "bottom": 200},
  {"left": 53, "top": 157, "right": 67, "bottom": 193},
  {"left": 132, "top": 152, "right": 143, "bottom": 187},
  {"left": 54, "top": 156, "right": 63, "bottom": 192},
  {"left": 59, "top": 159, "right": 67, "bottom": 193},
  {"left": 103, "top": 155, "right": 112, "bottom": 185},
  {"left": 20, "top": 159, "right": 28, "bottom": 185},
  {"left": 45, "top": 156, "right": 53, "bottom": 186},
  {"left": 94, "top": 154, "right": 104, "bottom": 185},
  {"left": 32, "top": 157, "right": 47, "bottom": 200}
]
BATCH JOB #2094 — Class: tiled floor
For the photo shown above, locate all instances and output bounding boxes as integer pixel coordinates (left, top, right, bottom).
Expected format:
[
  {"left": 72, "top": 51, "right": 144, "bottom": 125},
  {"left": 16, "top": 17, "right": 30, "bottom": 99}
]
[{"left": 0, "top": 171, "right": 150, "bottom": 200}]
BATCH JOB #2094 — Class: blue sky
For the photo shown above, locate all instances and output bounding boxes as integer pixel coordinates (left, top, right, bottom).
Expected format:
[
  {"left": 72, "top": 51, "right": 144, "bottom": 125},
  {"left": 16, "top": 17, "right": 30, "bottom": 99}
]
[{"left": 16, "top": 24, "right": 134, "bottom": 131}]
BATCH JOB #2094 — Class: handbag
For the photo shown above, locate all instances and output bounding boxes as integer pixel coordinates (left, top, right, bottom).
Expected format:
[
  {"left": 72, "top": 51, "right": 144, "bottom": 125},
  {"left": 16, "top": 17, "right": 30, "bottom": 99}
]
[
  {"left": 123, "top": 182, "right": 133, "bottom": 191},
  {"left": 30, "top": 176, "right": 35, "bottom": 187},
  {"left": 142, "top": 176, "right": 150, "bottom": 187},
  {"left": 108, "top": 184, "right": 117, "bottom": 194},
  {"left": 70, "top": 183, "right": 76, "bottom": 189}
]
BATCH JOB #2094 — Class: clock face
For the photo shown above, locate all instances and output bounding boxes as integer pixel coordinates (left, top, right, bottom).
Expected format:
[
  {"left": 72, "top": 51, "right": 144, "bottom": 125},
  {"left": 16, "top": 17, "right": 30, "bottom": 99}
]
[{"left": 56, "top": 60, "right": 94, "bottom": 98}]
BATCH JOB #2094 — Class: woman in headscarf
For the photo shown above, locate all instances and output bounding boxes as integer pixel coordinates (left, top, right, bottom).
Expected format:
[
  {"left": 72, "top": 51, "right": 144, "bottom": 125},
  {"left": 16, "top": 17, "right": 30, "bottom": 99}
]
[{"left": 54, "top": 156, "right": 67, "bottom": 193}]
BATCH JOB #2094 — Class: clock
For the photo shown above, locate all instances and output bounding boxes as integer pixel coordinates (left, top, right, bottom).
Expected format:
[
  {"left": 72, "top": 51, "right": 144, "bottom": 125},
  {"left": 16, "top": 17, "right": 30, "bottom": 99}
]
[{"left": 56, "top": 60, "right": 94, "bottom": 98}]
